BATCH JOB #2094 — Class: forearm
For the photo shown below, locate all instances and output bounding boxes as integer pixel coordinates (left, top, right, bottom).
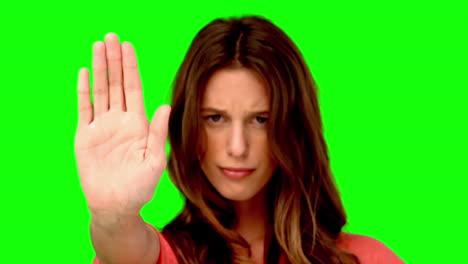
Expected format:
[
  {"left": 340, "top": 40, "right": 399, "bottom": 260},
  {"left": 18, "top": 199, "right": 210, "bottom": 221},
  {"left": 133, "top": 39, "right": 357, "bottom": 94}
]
[{"left": 90, "top": 212, "right": 160, "bottom": 264}]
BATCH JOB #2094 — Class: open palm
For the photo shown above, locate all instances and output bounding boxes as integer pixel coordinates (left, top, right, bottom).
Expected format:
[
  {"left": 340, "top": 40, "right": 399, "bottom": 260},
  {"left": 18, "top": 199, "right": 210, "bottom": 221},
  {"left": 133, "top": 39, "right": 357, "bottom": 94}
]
[{"left": 74, "top": 33, "right": 171, "bottom": 215}]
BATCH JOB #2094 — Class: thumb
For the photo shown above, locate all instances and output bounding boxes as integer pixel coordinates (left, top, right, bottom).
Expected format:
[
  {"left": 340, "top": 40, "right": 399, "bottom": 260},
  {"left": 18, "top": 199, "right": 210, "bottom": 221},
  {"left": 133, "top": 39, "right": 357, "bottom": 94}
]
[{"left": 146, "top": 104, "right": 171, "bottom": 166}]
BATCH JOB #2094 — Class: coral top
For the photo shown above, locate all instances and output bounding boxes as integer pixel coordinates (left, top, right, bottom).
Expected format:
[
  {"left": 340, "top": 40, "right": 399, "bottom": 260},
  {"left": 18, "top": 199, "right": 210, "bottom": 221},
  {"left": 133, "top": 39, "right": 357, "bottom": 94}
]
[{"left": 93, "top": 223, "right": 404, "bottom": 264}]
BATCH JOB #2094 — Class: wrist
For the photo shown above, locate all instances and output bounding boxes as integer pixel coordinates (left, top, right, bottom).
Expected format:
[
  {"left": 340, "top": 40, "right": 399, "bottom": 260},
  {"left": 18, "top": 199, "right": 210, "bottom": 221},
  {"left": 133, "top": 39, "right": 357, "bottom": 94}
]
[{"left": 91, "top": 210, "right": 143, "bottom": 230}]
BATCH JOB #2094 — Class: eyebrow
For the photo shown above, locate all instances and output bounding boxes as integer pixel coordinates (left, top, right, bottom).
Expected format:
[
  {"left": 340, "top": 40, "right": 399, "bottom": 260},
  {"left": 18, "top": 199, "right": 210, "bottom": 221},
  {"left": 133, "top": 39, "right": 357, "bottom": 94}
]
[{"left": 201, "top": 107, "right": 269, "bottom": 116}]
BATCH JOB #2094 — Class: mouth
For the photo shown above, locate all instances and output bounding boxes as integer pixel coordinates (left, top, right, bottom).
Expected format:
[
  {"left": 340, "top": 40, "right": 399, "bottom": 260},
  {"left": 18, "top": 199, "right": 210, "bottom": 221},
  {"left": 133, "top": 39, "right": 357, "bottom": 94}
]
[{"left": 219, "top": 167, "right": 255, "bottom": 179}]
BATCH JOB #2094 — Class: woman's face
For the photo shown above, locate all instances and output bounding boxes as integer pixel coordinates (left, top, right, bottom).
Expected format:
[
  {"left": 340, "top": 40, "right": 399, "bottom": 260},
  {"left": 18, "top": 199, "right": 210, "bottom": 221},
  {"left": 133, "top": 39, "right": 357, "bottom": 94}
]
[{"left": 200, "top": 67, "right": 277, "bottom": 202}]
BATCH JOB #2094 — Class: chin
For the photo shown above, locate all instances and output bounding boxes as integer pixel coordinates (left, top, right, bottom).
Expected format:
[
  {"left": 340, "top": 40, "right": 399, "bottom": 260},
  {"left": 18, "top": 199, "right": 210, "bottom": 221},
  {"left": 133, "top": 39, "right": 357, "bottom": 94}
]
[
  {"left": 220, "top": 191, "right": 255, "bottom": 202},
  {"left": 215, "top": 183, "right": 267, "bottom": 202}
]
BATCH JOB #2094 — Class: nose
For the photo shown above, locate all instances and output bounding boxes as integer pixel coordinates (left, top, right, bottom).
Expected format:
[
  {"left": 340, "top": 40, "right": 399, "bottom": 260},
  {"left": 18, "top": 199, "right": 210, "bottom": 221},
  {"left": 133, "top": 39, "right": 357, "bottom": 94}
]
[{"left": 227, "top": 122, "right": 248, "bottom": 159}]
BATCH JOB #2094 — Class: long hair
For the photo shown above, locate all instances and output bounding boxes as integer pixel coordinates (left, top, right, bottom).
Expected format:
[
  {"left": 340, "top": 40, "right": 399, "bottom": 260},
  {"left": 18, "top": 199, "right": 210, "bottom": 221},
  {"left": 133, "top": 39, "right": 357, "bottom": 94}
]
[{"left": 163, "top": 15, "right": 360, "bottom": 264}]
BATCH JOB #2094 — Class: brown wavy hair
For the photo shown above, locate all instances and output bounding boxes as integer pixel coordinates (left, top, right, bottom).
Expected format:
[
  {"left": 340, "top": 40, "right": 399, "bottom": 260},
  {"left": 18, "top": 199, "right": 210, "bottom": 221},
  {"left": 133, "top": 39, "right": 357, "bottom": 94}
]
[{"left": 163, "top": 15, "right": 360, "bottom": 264}]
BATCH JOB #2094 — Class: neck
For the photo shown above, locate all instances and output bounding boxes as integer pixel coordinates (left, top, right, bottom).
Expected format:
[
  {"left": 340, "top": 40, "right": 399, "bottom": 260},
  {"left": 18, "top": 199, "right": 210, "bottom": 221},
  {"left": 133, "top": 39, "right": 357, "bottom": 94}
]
[{"left": 234, "top": 187, "right": 269, "bottom": 244}]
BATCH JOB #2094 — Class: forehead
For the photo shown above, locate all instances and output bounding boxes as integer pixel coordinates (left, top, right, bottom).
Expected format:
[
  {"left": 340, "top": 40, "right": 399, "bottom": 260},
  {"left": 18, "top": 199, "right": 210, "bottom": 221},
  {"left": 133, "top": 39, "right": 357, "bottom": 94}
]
[{"left": 202, "top": 67, "right": 269, "bottom": 108}]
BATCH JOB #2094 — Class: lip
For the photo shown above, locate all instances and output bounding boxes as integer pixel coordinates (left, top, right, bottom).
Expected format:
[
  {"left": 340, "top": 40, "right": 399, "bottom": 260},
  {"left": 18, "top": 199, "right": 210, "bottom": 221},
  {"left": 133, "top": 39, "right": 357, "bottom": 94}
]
[{"left": 220, "top": 167, "right": 255, "bottom": 179}]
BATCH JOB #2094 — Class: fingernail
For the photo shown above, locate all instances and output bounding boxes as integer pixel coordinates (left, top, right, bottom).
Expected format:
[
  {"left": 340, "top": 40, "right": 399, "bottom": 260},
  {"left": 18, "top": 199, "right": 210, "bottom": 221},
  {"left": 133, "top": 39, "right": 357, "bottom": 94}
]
[{"left": 106, "top": 32, "right": 118, "bottom": 41}]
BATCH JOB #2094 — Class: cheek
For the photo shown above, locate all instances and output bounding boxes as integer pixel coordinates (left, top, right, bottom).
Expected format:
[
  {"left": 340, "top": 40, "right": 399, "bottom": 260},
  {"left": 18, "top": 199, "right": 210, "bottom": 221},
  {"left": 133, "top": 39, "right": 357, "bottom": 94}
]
[
  {"left": 259, "top": 137, "right": 276, "bottom": 170},
  {"left": 253, "top": 133, "right": 270, "bottom": 155},
  {"left": 202, "top": 131, "right": 224, "bottom": 161}
]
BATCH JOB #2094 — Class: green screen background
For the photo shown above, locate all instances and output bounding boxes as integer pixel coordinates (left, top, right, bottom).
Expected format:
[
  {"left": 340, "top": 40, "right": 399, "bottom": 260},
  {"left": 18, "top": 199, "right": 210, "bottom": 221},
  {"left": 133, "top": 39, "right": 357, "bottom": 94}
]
[{"left": 0, "top": 1, "right": 466, "bottom": 263}]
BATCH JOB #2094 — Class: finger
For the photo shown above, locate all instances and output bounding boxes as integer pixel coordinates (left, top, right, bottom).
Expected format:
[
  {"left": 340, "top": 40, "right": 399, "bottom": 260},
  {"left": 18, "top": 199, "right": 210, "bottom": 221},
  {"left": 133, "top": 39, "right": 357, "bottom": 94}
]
[
  {"left": 146, "top": 105, "right": 172, "bottom": 164},
  {"left": 77, "top": 68, "right": 93, "bottom": 126},
  {"left": 122, "top": 42, "right": 145, "bottom": 115},
  {"left": 92, "top": 41, "right": 109, "bottom": 117},
  {"left": 105, "top": 33, "right": 125, "bottom": 111}
]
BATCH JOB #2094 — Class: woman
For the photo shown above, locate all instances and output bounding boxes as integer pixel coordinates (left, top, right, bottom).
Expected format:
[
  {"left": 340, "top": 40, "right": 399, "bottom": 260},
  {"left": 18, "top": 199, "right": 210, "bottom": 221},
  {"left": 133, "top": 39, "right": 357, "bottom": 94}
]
[{"left": 75, "top": 16, "right": 404, "bottom": 264}]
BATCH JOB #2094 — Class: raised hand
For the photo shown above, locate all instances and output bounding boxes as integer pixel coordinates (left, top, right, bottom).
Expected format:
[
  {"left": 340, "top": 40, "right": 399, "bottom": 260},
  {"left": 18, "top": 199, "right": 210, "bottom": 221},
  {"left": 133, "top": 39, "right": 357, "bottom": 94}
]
[{"left": 75, "top": 33, "right": 171, "bottom": 216}]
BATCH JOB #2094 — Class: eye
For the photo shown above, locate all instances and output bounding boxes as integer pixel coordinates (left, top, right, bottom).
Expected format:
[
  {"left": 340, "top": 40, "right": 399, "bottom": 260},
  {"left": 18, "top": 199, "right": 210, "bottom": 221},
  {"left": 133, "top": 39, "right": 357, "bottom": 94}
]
[
  {"left": 254, "top": 116, "right": 268, "bottom": 124},
  {"left": 205, "top": 115, "right": 223, "bottom": 123}
]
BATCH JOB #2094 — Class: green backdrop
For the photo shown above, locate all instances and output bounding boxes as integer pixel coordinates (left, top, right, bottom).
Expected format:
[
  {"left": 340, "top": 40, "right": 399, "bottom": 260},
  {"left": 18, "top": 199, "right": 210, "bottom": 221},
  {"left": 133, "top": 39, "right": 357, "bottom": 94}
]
[{"left": 0, "top": 1, "right": 466, "bottom": 263}]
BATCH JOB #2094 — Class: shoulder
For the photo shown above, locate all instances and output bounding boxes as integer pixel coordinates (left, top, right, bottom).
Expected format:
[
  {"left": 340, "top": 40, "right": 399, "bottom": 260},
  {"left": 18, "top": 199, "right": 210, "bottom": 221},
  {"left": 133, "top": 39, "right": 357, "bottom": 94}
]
[
  {"left": 150, "top": 225, "right": 179, "bottom": 264},
  {"left": 336, "top": 232, "right": 405, "bottom": 264}
]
